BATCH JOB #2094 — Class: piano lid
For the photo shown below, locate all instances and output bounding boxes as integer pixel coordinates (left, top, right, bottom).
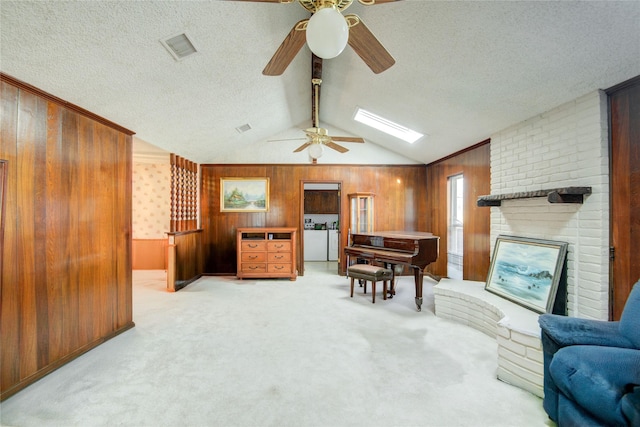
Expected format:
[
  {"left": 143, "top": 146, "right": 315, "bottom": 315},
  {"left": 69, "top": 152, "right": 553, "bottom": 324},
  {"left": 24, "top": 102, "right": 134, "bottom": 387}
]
[{"left": 350, "top": 231, "right": 434, "bottom": 239}]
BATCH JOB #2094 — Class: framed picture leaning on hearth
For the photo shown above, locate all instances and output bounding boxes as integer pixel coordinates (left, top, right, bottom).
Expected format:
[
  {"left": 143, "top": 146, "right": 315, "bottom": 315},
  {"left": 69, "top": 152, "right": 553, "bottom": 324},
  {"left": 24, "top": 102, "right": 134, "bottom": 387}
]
[{"left": 485, "top": 235, "right": 568, "bottom": 313}]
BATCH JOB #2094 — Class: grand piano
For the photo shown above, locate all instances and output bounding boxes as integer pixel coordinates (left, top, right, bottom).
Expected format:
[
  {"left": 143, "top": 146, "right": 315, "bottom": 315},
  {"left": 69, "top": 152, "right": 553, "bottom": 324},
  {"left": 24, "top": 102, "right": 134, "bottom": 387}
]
[{"left": 344, "top": 231, "right": 439, "bottom": 311}]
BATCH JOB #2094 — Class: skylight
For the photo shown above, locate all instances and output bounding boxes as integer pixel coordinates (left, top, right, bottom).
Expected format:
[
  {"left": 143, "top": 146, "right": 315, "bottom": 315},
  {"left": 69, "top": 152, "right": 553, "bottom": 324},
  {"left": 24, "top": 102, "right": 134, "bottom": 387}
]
[
  {"left": 160, "top": 32, "right": 198, "bottom": 61},
  {"left": 353, "top": 107, "right": 424, "bottom": 144}
]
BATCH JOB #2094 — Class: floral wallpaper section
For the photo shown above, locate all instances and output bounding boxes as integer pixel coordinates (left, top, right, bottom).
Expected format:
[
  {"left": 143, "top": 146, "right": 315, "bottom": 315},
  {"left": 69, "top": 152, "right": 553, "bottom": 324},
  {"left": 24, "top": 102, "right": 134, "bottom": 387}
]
[{"left": 133, "top": 162, "right": 171, "bottom": 239}]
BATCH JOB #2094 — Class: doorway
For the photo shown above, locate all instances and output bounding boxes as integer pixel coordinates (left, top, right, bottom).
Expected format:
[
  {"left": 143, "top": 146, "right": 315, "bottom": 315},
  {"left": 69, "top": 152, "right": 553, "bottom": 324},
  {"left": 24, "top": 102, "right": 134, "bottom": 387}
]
[{"left": 300, "top": 181, "right": 342, "bottom": 277}]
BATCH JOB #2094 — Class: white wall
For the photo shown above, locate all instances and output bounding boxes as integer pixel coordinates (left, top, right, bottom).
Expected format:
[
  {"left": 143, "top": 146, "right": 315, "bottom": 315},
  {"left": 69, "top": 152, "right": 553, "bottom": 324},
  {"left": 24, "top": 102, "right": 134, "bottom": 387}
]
[{"left": 489, "top": 90, "right": 610, "bottom": 319}]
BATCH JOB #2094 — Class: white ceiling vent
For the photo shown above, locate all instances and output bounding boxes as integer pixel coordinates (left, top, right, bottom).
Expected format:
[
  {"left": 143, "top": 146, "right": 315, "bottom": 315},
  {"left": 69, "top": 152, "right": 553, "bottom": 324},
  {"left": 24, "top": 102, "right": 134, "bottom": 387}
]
[
  {"left": 160, "top": 32, "right": 198, "bottom": 61},
  {"left": 235, "top": 123, "right": 252, "bottom": 134}
]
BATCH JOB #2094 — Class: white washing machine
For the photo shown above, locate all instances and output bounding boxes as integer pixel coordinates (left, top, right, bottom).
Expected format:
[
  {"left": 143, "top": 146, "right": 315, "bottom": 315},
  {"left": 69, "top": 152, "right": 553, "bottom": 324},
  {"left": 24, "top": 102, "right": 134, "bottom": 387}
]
[{"left": 304, "top": 229, "right": 328, "bottom": 261}]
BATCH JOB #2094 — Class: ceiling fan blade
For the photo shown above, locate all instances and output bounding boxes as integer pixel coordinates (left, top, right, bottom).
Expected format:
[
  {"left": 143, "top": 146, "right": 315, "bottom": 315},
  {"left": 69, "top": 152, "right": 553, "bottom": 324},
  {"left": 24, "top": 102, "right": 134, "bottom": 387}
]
[
  {"left": 346, "top": 15, "right": 395, "bottom": 74},
  {"left": 262, "top": 19, "right": 308, "bottom": 76},
  {"left": 326, "top": 141, "right": 349, "bottom": 153},
  {"left": 358, "top": 0, "right": 402, "bottom": 4},
  {"left": 330, "top": 136, "right": 365, "bottom": 143},
  {"left": 293, "top": 142, "right": 312, "bottom": 152},
  {"left": 267, "top": 137, "right": 307, "bottom": 142},
  {"left": 227, "top": 0, "right": 285, "bottom": 3}
]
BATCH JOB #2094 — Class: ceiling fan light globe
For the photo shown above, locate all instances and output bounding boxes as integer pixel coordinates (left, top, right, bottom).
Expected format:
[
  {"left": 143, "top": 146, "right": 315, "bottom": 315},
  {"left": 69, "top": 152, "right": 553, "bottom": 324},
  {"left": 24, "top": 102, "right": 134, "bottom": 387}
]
[
  {"left": 306, "top": 7, "right": 349, "bottom": 59},
  {"left": 308, "top": 143, "right": 324, "bottom": 159}
]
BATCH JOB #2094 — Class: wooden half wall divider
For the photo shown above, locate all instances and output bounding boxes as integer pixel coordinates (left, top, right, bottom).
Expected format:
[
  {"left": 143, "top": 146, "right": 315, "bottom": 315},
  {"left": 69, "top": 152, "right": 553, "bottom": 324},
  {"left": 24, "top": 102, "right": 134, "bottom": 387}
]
[
  {"left": 167, "top": 229, "right": 204, "bottom": 292},
  {"left": 170, "top": 153, "right": 198, "bottom": 232}
]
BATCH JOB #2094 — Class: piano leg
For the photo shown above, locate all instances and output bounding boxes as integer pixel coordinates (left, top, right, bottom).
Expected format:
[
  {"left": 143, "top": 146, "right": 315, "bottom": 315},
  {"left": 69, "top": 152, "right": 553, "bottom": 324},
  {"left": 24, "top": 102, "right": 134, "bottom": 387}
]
[
  {"left": 384, "top": 263, "right": 396, "bottom": 299},
  {"left": 414, "top": 268, "right": 423, "bottom": 311}
]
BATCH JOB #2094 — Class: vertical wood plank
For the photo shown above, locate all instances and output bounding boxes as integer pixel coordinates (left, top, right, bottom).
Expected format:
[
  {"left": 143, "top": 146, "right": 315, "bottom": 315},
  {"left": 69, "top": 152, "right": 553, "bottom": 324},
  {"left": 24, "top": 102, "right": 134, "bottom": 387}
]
[
  {"left": 610, "top": 78, "right": 640, "bottom": 319},
  {"left": 0, "top": 81, "right": 20, "bottom": 391},
  {"left": 95, "top": 123, "right": 116, "bottom": 335},
  {"left": 463, "top": 145, "right": 491, "bottom": 281},
  {"left": 45, "top": 101, "right": 65, "bottom": 363},
  {"left": 30, "top": 93, "right": 49, "bottom": 370},
  {"left": 16, "top": 89, "right": 40, "bottom": 378},
  {"left": 77, "top": 114, "right": 96, "bottom": 343},
  {"left": 116, "top": 132, "right": 133, "bottom": 327},
  {"left": 61, "top": 107, "right": 80, "bottom": 356}
]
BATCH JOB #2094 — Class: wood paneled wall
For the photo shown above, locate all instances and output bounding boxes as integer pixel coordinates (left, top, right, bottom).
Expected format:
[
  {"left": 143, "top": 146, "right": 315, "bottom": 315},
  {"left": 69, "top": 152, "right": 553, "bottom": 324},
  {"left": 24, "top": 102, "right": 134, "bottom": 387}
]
[
  {"left": 0, "top": 75, "right": 134, "bottom": 400},
  {"left": 426, "top": 141, "right": 491, "bottom": 280},
  {"left": 200, "top": 164, "right": 429, "bottom": 275},
  {"left": 608, "top": 76, "right": 640, "bottom": 319},
  {"left": 132, "top": 239, "right": 167, "bottom": 270}
]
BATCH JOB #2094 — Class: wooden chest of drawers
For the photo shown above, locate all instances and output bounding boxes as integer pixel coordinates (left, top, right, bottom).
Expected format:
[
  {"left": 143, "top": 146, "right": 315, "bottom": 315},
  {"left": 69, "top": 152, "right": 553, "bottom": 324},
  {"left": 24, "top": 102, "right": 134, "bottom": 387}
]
[{"left": 237, "top": 227, "right": 297, "bottom": 280}]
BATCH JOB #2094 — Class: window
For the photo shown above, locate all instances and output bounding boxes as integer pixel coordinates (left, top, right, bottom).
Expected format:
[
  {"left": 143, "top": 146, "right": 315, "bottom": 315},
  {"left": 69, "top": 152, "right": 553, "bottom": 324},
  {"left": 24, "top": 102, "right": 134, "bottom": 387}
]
[{"left": 447, "top": 174, "right": 464, "bottom": 279}]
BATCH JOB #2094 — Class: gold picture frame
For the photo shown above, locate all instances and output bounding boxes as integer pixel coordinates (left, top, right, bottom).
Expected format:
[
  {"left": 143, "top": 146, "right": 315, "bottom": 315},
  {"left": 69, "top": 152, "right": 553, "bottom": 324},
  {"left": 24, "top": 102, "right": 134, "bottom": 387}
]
[{"left": 220, "top": 177, "right": 269, "bottom": 212}]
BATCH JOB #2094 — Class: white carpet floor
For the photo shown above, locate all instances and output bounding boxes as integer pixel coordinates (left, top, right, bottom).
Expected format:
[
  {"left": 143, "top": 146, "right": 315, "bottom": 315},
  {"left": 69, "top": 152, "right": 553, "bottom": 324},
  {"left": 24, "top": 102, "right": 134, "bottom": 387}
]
[{"left": 1, "top": 262, "right": 551, "bottom": 427}]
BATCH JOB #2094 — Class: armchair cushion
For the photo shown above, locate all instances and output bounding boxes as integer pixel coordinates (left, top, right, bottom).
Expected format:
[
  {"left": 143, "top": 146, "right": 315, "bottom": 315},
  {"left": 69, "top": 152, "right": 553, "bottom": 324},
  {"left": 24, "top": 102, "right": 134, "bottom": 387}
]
[{"left": 550, "top": 345, "right": 640, "bottom": 426}]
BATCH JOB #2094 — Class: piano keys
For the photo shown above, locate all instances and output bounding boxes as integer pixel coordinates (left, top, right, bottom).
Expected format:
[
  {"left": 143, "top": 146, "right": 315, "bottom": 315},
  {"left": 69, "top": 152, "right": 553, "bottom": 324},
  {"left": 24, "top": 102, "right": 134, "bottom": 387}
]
[{"left": 344, "top": 231, "right": 439, "bottom": 311}]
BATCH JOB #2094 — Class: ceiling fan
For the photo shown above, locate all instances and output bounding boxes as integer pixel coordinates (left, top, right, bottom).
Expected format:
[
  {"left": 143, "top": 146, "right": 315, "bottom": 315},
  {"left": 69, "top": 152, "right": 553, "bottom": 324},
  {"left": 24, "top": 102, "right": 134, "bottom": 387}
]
[
  {"left": 269, "top": 74, "right": 365, "bottom": 163},
  {"left": 232, "top": 0, "right": 399, "bottom": 75}
]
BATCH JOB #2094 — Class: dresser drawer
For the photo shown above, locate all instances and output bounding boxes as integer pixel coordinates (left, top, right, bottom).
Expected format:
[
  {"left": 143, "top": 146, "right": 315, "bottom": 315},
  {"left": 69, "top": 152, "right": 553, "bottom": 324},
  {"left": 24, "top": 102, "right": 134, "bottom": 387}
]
[
  {"left": 267, "top": 241, "right": 291, "bottom": 252},
  {"left": 241, "top": 263, "right": 266, "bottom": 273},
  {"left": 268, "top": 263, "right": 291, "bottom": 273},
  {"left": 267, "top": 252, "right": 291, "bottom": 263},
  {"left": 242, "top": 241, "right": 267, "bottom": 252},
  {"left": 242, "top": 252, "right": 266, "bottom": 262}
]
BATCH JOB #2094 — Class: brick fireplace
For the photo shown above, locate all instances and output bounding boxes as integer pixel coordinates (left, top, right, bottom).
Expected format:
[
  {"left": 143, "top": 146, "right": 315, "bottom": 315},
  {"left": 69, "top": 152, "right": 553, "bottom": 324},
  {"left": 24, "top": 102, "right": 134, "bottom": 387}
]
[
  {"left": 489, "top": 90, "right": 609, "bottom": 320},
  {"left": 433, "top": 90, "right": 611, "bottom": 397}
]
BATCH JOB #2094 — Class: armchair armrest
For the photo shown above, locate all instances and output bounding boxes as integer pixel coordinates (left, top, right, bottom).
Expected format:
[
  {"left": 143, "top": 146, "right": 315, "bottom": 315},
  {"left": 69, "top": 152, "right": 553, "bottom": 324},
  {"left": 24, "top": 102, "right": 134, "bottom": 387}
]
[
  {"left": 539, "top": 314, "right": 636, "bottom": 351},
  {"left": 551, "top": 346, "right": 640, "bottom": 426},
  {"left": 622, "top": 386, "right": 640, "bottom": 427}
]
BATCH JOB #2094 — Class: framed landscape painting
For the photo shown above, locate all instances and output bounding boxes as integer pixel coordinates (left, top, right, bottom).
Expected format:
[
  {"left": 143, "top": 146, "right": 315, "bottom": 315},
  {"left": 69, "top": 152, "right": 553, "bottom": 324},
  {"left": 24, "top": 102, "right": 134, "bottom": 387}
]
[
  {"left": 485, "top": 235, "right": 568, "bottom": 313},
  {"left": 220, "top": 178, "right": 269, "bottom": 212}
]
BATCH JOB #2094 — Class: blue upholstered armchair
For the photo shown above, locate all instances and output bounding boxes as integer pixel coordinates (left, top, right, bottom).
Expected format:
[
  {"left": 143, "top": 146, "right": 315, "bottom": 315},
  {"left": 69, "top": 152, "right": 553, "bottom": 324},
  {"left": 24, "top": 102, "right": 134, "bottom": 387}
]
[{"left": 538, "top": 280, "right": 640, "bottom": 426}]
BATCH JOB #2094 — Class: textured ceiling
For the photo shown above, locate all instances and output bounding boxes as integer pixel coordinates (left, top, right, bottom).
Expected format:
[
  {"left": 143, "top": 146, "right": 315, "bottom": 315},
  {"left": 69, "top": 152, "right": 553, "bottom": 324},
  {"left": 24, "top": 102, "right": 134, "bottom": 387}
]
[{"left": 1, "top": 1, "right": 639, "bottom": 165}]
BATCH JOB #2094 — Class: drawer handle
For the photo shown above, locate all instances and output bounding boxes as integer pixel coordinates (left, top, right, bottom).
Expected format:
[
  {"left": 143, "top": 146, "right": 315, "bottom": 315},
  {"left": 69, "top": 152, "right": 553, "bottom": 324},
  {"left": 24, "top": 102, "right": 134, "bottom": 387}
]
[
  {"left": 274, "top": 244, "right": 284, "bottom": 248},
  {"left": 249, "top": 255, "right": 258, "bottom": 259},
  {"left": 274, "top": 255, "right": 283, "bottom": 259},
  {"left": 249, "top": 266, "right": 260, "bottom": 270},
  {"left": 248, "top": 244, "right": 259, "bottom": 248},
  {"left": 274, "top": 266, "right": 284, "bottom": 270}
]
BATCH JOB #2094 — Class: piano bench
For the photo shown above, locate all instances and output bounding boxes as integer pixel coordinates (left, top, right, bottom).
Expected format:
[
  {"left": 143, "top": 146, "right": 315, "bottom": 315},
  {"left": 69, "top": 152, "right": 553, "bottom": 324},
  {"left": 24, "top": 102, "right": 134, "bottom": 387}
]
[{"left": 347, "top": 264, "right": 394, "bottom": 304}]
